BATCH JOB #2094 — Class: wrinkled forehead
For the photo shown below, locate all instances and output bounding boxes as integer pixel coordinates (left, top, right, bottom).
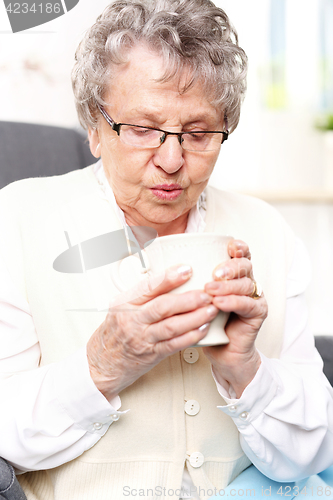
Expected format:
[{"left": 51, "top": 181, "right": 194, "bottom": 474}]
[{"left": 102, "top": 42, "right": 217, "bottom": 108}]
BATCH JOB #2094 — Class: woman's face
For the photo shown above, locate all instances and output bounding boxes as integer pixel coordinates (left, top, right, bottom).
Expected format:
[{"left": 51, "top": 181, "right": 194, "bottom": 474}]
[{"left": 89, "top": 44, "right": 223, "bottom": 235}]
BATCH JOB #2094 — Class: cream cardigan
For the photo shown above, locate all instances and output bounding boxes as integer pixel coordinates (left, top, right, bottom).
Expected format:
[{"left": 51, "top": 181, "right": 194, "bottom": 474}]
[{"left": 0, "top": 166, "right": 295, "bottom": 500}]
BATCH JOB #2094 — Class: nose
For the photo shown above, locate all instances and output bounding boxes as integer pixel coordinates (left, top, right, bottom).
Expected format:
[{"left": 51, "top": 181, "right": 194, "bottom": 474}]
[{"left": 153, "top": 134, "right": 184, "bottom": 174}]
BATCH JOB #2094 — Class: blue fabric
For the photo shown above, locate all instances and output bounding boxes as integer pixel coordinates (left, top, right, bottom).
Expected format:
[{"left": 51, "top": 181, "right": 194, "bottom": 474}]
[{"left": 208, "top": 465, "right": 333, "bottom": 500}]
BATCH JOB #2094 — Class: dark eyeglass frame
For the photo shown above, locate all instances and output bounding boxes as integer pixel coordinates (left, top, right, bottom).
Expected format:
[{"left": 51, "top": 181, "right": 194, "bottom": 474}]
[{"left": 97, "top": 104, "right": 229, "bottom": 149}]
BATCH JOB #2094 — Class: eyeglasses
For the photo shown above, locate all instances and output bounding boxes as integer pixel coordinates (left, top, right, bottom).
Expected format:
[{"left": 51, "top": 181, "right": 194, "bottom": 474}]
[{"left": 97, "top": 104, "right": 228, "bottom": 152}]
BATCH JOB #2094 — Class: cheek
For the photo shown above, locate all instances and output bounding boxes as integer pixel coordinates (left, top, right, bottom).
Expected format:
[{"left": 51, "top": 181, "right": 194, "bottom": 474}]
[
  {"left": 118, "top": 151, "right": 153, "bottom": 182},
  {"left": 108, "top": 151, "right": 154, "bottom": 197},
  {"left": 103, "top": 142, "right": 151, "bottom": 179},
  {"left": 187, "top": 154, "right": 217, "bottom": 184}
]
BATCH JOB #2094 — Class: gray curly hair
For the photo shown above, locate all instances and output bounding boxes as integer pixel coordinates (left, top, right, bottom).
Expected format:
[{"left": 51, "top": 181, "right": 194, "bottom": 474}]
[{"left": 72, "top": 0, "right": 247, "bottom": 133}]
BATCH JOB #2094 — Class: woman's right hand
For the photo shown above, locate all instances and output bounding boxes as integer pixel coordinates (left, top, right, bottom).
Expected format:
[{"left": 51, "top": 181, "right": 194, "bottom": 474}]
[{"left": 87, "top": 265, "right": 218, "bottom": 401}]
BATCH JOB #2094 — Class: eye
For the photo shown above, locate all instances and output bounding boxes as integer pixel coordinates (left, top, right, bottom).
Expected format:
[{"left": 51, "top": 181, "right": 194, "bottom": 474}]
[
  {"left": 130, "top": 127, "right": 154, "bottom": 136},
  {"left": 186, "top": 132, "right": 207, "bottom": 141}
]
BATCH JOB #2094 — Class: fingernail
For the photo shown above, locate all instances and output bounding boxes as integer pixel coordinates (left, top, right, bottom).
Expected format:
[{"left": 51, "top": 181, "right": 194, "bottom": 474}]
[
  {"left": 234, "top": 240, "right": 243, "bottom": 249},
  {"left": 214, "top": 268, "right": 227, "bottom": 280},
  {"left": 177, "top": 265, "right": 192, "bottom": 278},
  {"left": 207, "top": 305, "right": 217, "bottom": 316},
  {"left": 199, "top": 322, "right": 210, "bottom": 332},
  {"left": 200, "top": 293, "right": 212, "bottom": 304}
]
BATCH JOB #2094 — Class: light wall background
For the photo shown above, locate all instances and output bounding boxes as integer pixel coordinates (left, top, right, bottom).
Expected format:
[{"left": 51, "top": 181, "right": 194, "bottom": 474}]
[{"left": 0, "top": 0, "right": 332, "bottom": 335}]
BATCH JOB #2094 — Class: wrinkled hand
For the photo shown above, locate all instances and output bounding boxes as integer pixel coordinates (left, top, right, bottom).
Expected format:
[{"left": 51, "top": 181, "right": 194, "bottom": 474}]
[
  {"left": 204, "top": 240, "right": 268, "bottom": 398},
  {"left": 87, "top": 266, "right": 218, "bottom": 401}
]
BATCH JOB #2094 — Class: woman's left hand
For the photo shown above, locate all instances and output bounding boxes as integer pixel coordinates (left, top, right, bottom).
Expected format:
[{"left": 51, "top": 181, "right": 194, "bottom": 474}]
[{"left": 204, "top": 239, "right": 268, "bottom": 398}]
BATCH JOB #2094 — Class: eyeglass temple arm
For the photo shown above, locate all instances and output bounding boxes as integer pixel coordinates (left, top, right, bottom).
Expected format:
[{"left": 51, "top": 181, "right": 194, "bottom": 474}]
[
  {"left": 222, "top": 116, "right": 229, "bottom": 143},
  {"left": 97, "top": 104, "right": 121, "bottom": 134}
]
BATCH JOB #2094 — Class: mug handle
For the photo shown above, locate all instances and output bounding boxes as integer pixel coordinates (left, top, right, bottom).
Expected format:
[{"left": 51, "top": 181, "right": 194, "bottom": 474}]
[{"left": 110, "top": 250, "right": 150, "bottom": 292}]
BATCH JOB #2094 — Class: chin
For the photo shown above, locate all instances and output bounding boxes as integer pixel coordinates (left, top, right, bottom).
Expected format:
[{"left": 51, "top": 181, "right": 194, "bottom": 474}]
[{"left": 143, "top": 205, "right": 184, "bottom": 224}]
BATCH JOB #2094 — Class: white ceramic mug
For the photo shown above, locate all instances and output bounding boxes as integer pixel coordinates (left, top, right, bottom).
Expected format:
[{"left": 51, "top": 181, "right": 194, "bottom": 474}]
[{"left": 110, "top": 233, "right": 233, "bottom": 346}]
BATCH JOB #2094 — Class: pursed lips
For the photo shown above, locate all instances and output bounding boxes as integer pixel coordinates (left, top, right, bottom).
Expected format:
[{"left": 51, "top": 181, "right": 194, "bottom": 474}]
[{"left": 150, "top": 183, "right": 184, "bottom": 200}]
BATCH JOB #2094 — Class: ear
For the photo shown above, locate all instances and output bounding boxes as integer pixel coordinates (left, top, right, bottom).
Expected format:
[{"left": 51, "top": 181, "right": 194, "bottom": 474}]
[{"left": 88, "top": 128, "right": 101, "bottom": 158}]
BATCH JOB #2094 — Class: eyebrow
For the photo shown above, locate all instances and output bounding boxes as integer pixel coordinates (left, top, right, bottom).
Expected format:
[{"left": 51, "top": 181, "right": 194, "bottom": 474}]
[{"left": 128, "top": 107, "right": 218, "bottom": 126}]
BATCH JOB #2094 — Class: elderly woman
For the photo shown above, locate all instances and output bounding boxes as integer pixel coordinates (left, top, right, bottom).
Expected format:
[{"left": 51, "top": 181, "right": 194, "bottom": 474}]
[{"left": 0, "top": 1, "right": 332, "bottom": 499}]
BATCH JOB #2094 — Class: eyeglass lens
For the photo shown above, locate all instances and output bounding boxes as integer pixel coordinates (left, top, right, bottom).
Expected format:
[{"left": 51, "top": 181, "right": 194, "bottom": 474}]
[{"left": 119, "top": 125, "right": 222, "bottom": 151}]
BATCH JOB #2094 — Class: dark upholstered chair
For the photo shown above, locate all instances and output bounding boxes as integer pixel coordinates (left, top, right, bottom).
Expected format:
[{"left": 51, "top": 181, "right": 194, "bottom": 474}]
[
  {"left": 0, "top": 458, "right": 26, "bottom": 500},
  {"left": 0, "top": 120, "right": 95, "bottom": 189},
  {"left": 315, "top": 336, "right": 333, "bottom": 386}
]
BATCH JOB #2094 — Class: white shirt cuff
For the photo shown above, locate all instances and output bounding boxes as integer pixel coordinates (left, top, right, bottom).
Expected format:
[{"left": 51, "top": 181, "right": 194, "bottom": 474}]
[
  {"left": 214, "top": 352, "right": 279, "bottom": 429},
  {"left": 51, "top": 347, "right": 128, "bottom": 434}
]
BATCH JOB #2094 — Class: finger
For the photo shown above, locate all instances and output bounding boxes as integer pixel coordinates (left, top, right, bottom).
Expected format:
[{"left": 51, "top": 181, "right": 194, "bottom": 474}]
[
  {"left": 129, "top": 264, "right": 193, "bottom": 306},
  {"left": 205, "top": 276, "right": 254, "bottom": 297},
  {"left": 146, "top": 304, "right": 219, "bottom": 343},
  {"left": 212, "top": 294, "right": 267, "bottom": 320},
  {"left": 211, "top": 257, "right": 253, "bottom": 282},
  {"left": 228, "top": 239, "right": 251, "bottom": 260},
  {"left": 142, "top": 289, "right": 214, "bottom": 324},
  {"left": 155, "top": 325, "right": 211, "bottom": 356}
]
